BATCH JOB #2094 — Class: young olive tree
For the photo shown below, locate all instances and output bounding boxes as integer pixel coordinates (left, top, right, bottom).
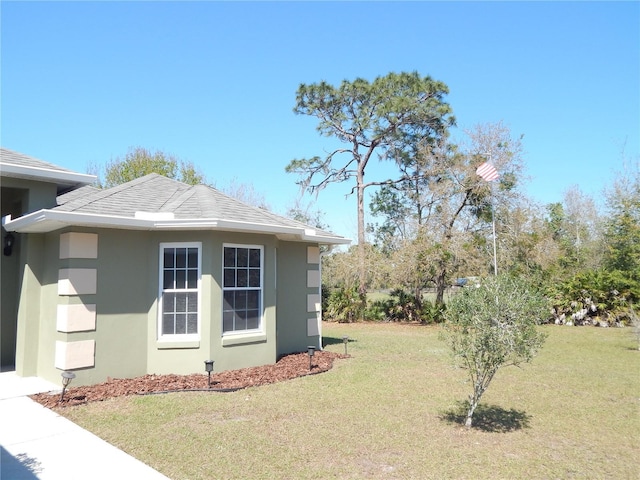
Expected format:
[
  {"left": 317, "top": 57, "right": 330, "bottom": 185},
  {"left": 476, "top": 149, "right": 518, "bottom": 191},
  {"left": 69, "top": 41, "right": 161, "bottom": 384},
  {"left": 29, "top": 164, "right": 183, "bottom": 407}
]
[{"left": 442, "top": 275, "right": 547, "bottom": 429}]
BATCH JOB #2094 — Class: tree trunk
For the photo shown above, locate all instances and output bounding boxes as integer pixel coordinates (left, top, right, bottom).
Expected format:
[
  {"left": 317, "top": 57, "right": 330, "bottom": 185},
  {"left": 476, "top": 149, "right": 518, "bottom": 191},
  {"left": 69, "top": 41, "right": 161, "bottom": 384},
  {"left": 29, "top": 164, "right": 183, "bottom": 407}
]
[
  {"left": 465, "top": 399, "right": 478, "bottom": 429},
  {"left": 434, "top": 269, "right": 447, "bottom": 306},
  {"left": 357, "top": 172, "right": 367, "bottom": 296}
]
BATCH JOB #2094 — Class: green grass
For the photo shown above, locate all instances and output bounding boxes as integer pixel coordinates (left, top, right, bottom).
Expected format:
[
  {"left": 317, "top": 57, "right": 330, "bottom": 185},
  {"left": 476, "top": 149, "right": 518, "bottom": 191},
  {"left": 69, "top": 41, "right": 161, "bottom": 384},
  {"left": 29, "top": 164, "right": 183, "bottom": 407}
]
[{"left": 60, "top": 324, "right": 640, "bottom": 479}]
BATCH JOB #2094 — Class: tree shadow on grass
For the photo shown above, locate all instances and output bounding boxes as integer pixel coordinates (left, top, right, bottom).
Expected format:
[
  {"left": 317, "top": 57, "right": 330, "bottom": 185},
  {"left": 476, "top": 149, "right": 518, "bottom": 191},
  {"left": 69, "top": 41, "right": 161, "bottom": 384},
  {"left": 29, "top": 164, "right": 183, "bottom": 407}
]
[
  {"left": 322, "top": 335, "right": 356, "bottom": 348},
  {"left": 440, "top": 401, "right": 531, "bottom": 432}
]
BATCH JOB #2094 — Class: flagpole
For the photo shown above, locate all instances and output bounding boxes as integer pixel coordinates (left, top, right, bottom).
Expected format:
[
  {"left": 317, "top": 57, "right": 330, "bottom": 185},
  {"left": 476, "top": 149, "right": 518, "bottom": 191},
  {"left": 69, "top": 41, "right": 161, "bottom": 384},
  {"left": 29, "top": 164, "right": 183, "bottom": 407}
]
[
  {"left": 477, "top": 154, "right": 499, "bottom": 276},
  {"left": 490, "top": 182, "right": 498, "bottom": 276}
]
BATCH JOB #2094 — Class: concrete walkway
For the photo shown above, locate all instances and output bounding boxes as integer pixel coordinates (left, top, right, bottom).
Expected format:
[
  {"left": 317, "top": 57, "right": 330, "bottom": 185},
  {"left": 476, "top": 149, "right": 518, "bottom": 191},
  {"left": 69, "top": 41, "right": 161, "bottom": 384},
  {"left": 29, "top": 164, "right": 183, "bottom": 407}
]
[{"left": 0, "top": 372, "right": 169, "bottom": 479}]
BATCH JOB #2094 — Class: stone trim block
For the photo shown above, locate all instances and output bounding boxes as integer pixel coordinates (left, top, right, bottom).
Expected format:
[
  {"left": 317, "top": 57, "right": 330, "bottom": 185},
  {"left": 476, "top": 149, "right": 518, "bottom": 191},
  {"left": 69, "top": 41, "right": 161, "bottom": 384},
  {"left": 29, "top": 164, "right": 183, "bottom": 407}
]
[
  {"left": 60, "top": 232, "right": 98, "bottom": 259},
  {"left": 57, "top": 304, "right": 96, "bottom": 332},
  {"left": 58, "top": 268, "right": 97, "bottom": 295},
  {"left": 55, "top": 340, "right": 95, "bottom": 370}
]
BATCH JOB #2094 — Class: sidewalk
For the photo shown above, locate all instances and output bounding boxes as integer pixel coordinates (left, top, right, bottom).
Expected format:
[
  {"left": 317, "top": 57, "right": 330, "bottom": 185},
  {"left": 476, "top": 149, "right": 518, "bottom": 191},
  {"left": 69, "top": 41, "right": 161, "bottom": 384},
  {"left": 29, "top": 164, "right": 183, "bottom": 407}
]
[{"left": 0, "top": 372, "right": 169, "bottom": 479}]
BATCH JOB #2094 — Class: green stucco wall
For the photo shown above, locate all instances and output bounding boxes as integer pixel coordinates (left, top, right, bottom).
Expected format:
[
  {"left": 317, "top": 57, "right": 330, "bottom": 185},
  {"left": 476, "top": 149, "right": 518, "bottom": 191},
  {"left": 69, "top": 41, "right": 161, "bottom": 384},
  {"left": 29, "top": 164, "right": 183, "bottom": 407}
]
[
  {"left": 2, "top": 177, "right": 58, "bottom": 372},
  {"left": 276, "top": 242, "right": 321, "bottom": 357},
  {"left": 13, "top": 225, "right": 320, "bottom": 386}
]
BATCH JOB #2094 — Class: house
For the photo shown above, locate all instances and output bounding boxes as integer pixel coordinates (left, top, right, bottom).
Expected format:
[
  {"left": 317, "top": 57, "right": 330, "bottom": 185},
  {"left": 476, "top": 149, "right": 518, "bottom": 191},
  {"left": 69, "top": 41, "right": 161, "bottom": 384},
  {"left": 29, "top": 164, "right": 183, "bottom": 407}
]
[{"left": 0, "top": 148, "right": 349, "bottom": 386}]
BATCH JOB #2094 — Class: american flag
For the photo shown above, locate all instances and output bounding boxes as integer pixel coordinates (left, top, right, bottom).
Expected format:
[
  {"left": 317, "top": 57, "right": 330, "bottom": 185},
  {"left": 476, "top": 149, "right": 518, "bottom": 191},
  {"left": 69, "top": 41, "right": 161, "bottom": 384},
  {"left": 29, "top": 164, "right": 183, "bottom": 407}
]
[{"left": 476, "top": 162, "right": 499, "bottom": 182}]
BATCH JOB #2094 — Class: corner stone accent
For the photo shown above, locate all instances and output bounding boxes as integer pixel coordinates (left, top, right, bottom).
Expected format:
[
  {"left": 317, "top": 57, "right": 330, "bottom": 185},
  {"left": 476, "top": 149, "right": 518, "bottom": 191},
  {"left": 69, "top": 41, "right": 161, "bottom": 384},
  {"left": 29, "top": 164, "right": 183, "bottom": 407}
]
[
  {"left": 59, "top": 232, "right": 98, "bottom": 259},
  {"left": 307, "top": 294, "right": 321, "bottom": 313},
  {"left": 307, "top": 270, "right": 320, "bottom": 288},
  {"left": 307, "top": 246, "right": 320, "bottom": 264},
  {"left": 307, "top": 315, "right": 320, "bottom": 336},
  {"left": 58, "top": 268, "right": 97, "bottom": 295},
  {"left": 57, "top": 304, "right": 97, "bottom": 332},
  {"left": 55, "top": 339, "right": 95, "bottom": 370}
]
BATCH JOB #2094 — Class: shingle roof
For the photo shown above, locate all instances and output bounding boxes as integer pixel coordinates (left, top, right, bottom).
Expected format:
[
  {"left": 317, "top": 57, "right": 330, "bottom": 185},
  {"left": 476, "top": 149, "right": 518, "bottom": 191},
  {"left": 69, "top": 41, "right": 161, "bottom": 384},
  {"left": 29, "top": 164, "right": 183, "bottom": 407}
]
[
  {"left": 0, "top": 147, "right": 96, "bottom": 188},
  {"left": 54, "top": 173, "right": 323, "bottom": 230},
  {"left": 1, "top": 148, "right": 79, "bottom": 173},
  {"left": 7, "top": 173, "right": 347, "bottom": 243}
]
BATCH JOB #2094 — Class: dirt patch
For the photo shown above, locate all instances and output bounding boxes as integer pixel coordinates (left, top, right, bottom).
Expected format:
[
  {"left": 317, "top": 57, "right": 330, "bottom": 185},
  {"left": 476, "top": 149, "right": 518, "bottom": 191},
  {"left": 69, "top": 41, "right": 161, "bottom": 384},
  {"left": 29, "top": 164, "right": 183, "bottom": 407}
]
[{"left": 31, "top": 351, "right": 347, "bottom": 409}]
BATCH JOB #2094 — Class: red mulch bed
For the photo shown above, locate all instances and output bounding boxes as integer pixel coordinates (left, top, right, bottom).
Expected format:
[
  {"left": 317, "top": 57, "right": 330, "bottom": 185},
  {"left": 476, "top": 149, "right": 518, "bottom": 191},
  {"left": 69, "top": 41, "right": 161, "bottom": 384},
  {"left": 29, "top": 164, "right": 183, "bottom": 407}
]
[{"left": 31, "top": 351, "right": 348, "bottom": 409}]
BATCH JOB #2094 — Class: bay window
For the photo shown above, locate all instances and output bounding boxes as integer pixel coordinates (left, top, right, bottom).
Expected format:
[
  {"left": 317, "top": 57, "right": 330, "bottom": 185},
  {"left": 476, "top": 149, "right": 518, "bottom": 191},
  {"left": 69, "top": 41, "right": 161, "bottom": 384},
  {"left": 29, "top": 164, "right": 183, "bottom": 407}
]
[
  {"left": 158, "top": 243, "right": 201, "bottom": 340},
  {"left": 223, "top": 244, "right": 263, "bottom": 334}
]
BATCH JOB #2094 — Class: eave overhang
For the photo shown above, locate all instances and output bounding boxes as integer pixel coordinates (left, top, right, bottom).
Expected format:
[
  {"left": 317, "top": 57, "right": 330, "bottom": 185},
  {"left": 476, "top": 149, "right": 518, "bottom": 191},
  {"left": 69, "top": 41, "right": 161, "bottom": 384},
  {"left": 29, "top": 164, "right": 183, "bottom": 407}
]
[
  {"left": 2, "top": 209, "right": 351, "bottom": 246},
  {"left": 0, "top": 162, "right": 96, "bottom": 187}
]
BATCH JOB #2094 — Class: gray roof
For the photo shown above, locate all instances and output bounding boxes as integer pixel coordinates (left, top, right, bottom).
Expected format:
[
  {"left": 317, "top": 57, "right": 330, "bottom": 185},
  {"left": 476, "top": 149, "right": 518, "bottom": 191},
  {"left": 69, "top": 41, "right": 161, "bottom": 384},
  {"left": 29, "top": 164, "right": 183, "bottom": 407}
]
[
  {"left": 1, "top": 148, "right": 78, "bottom": 173},
  {"left": 6, "top": 173, "right": 349, "bottom": 245},
  {"left": 0, "top": 147, "right": 96, "bottom": 188},
  {"left": 56, "top": 173, "right": 326, "bottom": 230}
]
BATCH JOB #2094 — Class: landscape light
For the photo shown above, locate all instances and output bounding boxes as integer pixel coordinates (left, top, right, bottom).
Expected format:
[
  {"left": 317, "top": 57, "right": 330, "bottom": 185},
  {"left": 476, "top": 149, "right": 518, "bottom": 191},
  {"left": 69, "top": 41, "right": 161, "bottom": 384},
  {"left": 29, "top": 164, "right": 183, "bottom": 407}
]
[
  {"left": 307, "top": 346, "right": 316, "bottom": 371},
  {"left": 60, "top": 371, "right": 76, "bottom": 402},
  {"left": 204, "top": 360, "right": 214, "bottom": 388},
  {"left": 342, "top": 336, "right": 349, "bottom": 355}
]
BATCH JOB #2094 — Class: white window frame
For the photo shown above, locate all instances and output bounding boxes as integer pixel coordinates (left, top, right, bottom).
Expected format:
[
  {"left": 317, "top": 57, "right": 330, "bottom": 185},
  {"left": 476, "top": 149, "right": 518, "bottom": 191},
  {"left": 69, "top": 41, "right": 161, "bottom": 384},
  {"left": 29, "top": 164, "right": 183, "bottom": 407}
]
[
  {"left": 222, "top": 243, "right": 264, "bottom": 336},
  {"left": 157, "top": 242, "right": 202, "bottom": 342}
]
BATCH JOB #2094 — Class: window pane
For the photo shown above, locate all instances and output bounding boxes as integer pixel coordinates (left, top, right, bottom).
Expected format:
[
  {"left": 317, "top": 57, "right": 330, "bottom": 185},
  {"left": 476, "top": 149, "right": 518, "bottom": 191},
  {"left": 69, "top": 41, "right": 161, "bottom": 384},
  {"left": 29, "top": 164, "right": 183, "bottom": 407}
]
[
  {"left": 163, "top": 293, "right": 175, "bottom": 313},
  {"left": 175, "top": 270, "right": 185, "bottom": 289},
  {"left": 163, "top": 270, "right": 174, "bottom": 290},
  {"left": 187, "top": 292, "right": 197, "bottom": 312},
  {"left": 187, "top": 269, "right": 197, "bottom": 289},
  {"left": 247, "top": 290, "right": 259, "bottom": 309},
  {"left": 236, "top": 310, "right": 247, "bottom": 330},
  {"left": 163, "top": 314, "right": 175, "bottom": 335},
  {"left": 187, "top": 314, "right": 197, "bottom": 334},
  {"left": 249, "top": 249, "right": 260, "bottom": 267},
  {"left": 237, "top": 248, "right": 248, "bottom": 267},
  {"left": 176, "top": 248, "right": 186, "bottom": 268},
  {"left": 187, "top": 248, "right": 198, "bottom": 268},
  {"left": 176, "top": 293, "right": 187, "bottom": 312},
  {"left": 224, "top": 268, "right": 235, "bottom": 288},
  {"left": 223, "top": 291, "right": 235, "bottom": 310},
  {"left": 164, "top": 249, "right": 175, "bottom": 268},
  {"left": 249, "top": 268, "right": 260, "bottom": 288},
  {"left": 223, "top": 311, "right": 234, "bottom": 332},
  {"left": 237, "top": 269, "right": 248, "bottom": 287},
  {"left": 175, "top": 314, "right": 186, "bottom": 334},
  {"left": 247, "top": 310, "right": 259, "bottom": 330},
  {"left": 224, "top": 247, "right": 235, "bottom": 267},
  {"left": 236, "top": 290, "right": 247, "bottom": 309}
]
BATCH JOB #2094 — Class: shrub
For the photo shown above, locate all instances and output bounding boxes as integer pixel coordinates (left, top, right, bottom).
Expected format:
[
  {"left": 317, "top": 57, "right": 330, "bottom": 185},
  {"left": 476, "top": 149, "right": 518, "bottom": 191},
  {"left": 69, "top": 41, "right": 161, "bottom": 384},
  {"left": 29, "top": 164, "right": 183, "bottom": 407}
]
[
  {"left": 324, "top": 285, "right": 366, "bottom": 323},
  {"left": 548, "top": 269, "right": 640, "bottom": 326},
  {"left": 363, "top": 289, "right": 446, "bottom": 324}
]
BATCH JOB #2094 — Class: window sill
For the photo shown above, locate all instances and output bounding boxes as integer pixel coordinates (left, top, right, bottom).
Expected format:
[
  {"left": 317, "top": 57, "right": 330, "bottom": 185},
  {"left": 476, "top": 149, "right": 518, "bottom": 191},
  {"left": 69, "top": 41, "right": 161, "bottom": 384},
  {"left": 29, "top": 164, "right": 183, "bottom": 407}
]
[
  {"left": 156, "top": 340, "right": 200, "bottom": 349},
  {"left": 222, "top": 332, "right": 267, "bottom": 347}
]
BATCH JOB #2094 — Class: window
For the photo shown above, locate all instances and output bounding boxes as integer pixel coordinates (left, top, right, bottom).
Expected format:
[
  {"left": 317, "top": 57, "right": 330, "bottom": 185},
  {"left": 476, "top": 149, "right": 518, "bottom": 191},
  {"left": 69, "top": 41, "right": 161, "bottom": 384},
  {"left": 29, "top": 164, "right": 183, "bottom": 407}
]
[
  {"left": 158, "top": 243, "right": 201, "bottom": 340},
  {"left": 223, "top": 245, "right": 263, "bottom": 334}
]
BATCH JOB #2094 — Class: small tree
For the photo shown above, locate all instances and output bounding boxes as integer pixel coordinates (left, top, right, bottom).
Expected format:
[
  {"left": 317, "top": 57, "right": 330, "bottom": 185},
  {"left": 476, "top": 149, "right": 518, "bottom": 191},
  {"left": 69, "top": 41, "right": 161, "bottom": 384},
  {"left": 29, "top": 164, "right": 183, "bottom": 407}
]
[
  {"left": 95, "top": 146, "right": 208, "bottom": 188},
  {"left": 442, "top": 275, "right": 547, "bottom": 429}
]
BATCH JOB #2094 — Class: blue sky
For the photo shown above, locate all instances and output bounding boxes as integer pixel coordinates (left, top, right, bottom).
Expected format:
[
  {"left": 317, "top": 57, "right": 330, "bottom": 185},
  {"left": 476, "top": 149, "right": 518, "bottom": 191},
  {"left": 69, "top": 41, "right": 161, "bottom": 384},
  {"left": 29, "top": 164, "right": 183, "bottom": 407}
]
[{"left": 2, "top": 1, "right": 638, "bottom": 240}]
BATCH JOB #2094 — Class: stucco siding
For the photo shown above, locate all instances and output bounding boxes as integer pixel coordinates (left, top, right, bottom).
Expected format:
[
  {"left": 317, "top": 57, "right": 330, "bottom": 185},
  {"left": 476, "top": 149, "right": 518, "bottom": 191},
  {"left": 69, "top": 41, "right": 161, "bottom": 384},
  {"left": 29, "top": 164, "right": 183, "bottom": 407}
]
[
  {"left": 13, "top": 227, "right": 321, "bottom": 386},
  {"left": 1, "top": 176, "right": 58, "bottom": 370},
  {"left": 276, "top": 242, "right": 321, "bottom": 357}
]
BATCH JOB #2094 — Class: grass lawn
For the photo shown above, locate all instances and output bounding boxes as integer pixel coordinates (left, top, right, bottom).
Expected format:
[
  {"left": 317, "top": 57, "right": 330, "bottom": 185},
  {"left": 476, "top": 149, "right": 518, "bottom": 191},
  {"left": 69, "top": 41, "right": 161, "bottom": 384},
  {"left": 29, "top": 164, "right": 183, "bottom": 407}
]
[{"left": 60, "top": 323, "right": 639, "bottom": 479}]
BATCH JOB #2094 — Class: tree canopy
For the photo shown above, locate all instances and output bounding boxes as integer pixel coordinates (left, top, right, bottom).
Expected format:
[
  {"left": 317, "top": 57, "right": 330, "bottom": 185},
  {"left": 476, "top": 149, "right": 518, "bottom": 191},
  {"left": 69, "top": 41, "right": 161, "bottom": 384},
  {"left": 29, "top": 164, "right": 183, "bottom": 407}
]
[
  {"left": 369, "top": 122, "right": 525, "bottom": 305},
  {"left": 93, "top": 146, "right": 208, "bottom": 188},
  {"left": 287, "top": 71, "right": 454, "bottom": 293}
]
